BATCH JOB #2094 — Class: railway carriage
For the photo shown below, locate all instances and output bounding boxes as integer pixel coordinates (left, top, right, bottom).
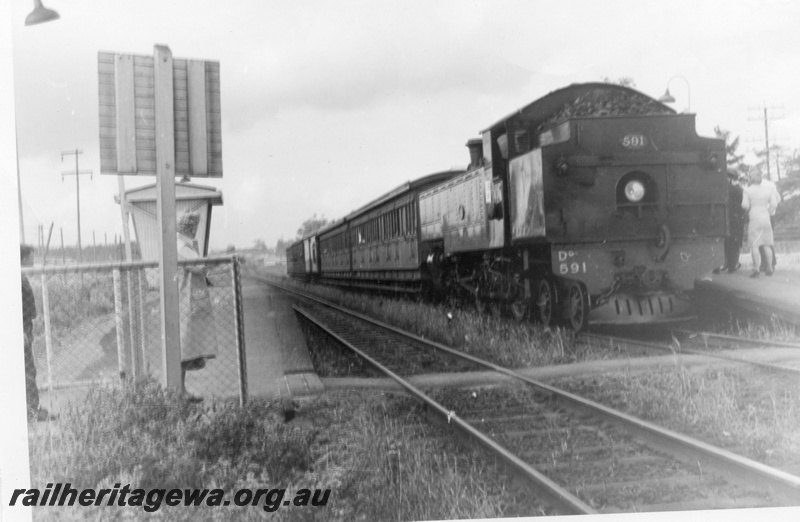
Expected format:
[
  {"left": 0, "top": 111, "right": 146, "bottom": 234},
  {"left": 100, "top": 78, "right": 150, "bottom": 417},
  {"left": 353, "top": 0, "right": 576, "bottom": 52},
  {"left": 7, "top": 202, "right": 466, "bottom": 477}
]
[
  {"left": 285, "top": 240, "right": 307, "bottom": 279},
  {"left": 289, "top": 83, "right": 728, "bottom": 330},
  {"left": 289, "top": 169, "right": 464, "bottom": 291}
]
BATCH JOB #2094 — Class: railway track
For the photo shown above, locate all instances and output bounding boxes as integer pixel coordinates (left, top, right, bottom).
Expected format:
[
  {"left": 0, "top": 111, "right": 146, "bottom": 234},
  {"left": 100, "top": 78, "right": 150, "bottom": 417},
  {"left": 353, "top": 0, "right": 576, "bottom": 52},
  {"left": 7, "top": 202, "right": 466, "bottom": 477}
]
[
  {"left": 272, "top": 281, "right": 800, "bottom": 515},
  {"left": 579, "top": 329, "right": 800, "bottom": 376}
]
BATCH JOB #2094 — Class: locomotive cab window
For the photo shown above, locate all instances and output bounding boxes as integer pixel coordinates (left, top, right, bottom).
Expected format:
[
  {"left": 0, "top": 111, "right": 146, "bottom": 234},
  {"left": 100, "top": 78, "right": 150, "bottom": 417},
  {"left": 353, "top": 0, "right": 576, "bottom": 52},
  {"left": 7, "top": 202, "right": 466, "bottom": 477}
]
[{"left": 616, "top": 171, "right": 658, "bottom": 213}]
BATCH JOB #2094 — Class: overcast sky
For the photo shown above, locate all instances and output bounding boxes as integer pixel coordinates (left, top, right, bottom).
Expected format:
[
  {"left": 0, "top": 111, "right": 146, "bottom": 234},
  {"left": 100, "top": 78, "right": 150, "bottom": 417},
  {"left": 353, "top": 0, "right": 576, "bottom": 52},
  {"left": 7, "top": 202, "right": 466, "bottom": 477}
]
[{"left": 11, "top": 0, "right": 800, "bottom": 252}]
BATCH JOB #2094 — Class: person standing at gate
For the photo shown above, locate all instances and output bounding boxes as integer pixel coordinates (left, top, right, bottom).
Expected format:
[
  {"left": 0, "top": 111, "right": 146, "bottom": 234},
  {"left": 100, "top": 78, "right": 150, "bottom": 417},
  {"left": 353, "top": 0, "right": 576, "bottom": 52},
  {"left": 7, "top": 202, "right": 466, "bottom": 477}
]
[
  {"left": 21, "top": 244, "right": 50, "bottom": 421},
  {"left": 714, "top": 171, "right": 745, "bottom": 274},
  {"left": 176, "top": 212, "right": 217, "bottom": 401},
  {"left": 742, "top": 169, "right": 779, "bottom": 278}
]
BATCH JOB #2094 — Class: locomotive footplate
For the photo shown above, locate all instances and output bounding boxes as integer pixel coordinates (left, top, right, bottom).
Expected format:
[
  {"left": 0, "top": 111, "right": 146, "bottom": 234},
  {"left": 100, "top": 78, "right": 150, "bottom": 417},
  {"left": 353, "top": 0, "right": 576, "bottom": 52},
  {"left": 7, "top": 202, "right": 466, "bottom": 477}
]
[{"left": 588, "top": 291, "right": 695, "bottom": 325}]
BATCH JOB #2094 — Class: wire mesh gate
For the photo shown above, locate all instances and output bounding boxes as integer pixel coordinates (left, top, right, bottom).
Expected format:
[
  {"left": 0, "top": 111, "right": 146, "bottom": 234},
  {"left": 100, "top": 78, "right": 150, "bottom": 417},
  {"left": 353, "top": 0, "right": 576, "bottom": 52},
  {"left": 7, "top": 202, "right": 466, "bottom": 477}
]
[{"left": 20, "top": 256, "right": 247, "bottom": 412}]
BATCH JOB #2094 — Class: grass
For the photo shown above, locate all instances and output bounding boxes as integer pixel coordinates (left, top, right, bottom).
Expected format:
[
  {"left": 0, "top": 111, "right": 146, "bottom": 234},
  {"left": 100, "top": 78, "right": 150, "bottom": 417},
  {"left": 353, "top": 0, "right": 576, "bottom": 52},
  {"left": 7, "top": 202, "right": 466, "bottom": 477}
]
[
  {"left": 718, "top": 316, "right": 800, "bottom": 344},
  {"left": 27, "top": 380, "right": 542, "bottom": 520},
  {"left": 248, "top": 266, "right": 615, "bottom": 369},
  {"left": 554, "top": 362, "right": 800, "bottom": 471}
]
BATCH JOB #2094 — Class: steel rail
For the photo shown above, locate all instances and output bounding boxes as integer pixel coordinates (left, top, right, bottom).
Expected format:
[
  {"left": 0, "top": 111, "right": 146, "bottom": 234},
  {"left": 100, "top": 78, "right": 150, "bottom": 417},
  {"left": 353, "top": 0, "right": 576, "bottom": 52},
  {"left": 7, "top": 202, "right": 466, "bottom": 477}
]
[
  {"left": 265, "top": 279, "right": 800, "bottom": 506},
  {"left": 672, "top": 328, "right": 800, "bottom": 350},
  {"left": 581, "top": 332, "right": 800, "bottom": 377},
  {"left": 293, "top": 305, "right": 595, "bottom": 515}
]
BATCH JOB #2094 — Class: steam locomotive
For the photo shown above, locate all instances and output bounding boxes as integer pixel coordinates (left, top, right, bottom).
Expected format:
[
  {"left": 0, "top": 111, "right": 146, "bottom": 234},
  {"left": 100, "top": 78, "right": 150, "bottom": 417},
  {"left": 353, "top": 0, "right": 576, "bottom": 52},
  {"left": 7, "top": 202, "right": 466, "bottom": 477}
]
[{"left": 287, "top": 83, "right": 727, "bottom": 330}]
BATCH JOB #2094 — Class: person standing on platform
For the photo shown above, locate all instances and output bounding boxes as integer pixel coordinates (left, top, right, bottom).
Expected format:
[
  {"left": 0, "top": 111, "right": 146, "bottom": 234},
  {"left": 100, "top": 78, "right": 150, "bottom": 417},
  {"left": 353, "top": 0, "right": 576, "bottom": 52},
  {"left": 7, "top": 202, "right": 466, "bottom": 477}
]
[
  {"left": 742, "top": 169, "right": 779, "bottom": 278},
  {"left": 176, "top": 212, "right": 217, "bottom": 401},
  {"left": 21, "top": 244, "right": 50, "bottom": 421},
  {"left": 759, "top": 176, "right": 781, "bottom": 272},
  {"left": 714, "top": 171, "right": 745, "bottom": 274}
]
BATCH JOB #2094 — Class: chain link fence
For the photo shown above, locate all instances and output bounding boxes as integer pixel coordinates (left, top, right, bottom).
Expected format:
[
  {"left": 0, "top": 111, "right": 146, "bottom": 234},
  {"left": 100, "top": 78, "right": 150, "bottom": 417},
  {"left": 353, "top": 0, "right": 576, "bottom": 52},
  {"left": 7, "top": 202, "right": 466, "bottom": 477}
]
[{"left": 21, "top": 256, "right": 247, "bottom": 419}]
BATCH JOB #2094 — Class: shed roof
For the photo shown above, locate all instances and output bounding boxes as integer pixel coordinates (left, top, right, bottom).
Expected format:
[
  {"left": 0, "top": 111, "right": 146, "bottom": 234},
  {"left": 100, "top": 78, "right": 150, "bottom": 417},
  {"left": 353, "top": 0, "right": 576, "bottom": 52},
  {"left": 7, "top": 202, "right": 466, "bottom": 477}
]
[{"left": 115, "top": 181, "right": 223, "bottom": 205}]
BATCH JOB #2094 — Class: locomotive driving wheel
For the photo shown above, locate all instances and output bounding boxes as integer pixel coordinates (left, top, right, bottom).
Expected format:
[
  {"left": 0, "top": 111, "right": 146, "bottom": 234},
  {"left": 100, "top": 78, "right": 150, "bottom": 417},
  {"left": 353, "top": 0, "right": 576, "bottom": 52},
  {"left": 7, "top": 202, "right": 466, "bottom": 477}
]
[
  {"left": 567, "top": 281, "right": 590, "bottom": 331},
  {"left": 536, "top": 278, "right": 556, "bottom": 327}
]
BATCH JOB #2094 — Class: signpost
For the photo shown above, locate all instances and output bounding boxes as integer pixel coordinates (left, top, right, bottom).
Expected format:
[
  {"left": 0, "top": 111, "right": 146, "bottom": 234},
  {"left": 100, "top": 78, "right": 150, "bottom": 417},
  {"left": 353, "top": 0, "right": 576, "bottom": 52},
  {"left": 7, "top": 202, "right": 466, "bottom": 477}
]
[{"left": 98, "top": 45, "right": 222, "bottom": 390}]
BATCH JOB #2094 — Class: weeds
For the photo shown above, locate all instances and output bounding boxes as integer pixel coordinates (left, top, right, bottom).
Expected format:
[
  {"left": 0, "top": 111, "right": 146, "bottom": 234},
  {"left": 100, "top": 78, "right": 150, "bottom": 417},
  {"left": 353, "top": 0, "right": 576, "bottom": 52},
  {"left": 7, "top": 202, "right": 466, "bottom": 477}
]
[
  {"left": 252, "top": 269, "right": 611, "bottom": 369},
  {"left": 28, "top": 382, "right": 538, "bottom": 520},
  {"left": 558, "top": 364, "right": 800, "bottom": 468}
]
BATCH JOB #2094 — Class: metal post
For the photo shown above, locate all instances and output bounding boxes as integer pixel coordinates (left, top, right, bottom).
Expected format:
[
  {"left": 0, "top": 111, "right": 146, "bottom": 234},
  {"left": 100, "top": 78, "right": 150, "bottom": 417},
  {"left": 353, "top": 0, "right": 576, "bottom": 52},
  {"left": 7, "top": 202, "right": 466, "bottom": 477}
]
[
  {"left": 231, "top": 256, "right": 248, "bottom": 406},
  {"left": 136, "top": 269, "right": 147, "bottom": 376},
  {"left": 127, "top": 269, "right": 142, "bottom": 380},
  {"left": 113, "top": 269, "right": 129, "bottom": 382},
  {"left": 40, "top": 274, "right": 54, "bottom": 393},
  {"left": 118, "top": 175, "right": 134, "bottom": 262}
]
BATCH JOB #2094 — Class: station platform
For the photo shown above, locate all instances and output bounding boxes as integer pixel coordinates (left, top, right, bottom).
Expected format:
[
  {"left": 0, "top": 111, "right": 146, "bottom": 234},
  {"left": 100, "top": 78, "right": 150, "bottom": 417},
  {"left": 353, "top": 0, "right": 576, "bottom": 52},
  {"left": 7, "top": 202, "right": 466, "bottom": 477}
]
[
  {"left": 241, "top": 274, "right": 324, "bottom": 401},
  {"left": 694, "top": 267, "right": 800, "bottom": 326}
]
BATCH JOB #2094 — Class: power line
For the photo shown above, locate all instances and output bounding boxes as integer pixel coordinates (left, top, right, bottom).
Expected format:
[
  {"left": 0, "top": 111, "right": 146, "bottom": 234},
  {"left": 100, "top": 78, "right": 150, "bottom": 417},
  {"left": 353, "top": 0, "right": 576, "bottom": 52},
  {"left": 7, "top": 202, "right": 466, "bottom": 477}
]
[
  {"left": 61, "top": 149, "right": 93, "bottom": 264},
  {"left": 748, "top": 104, "right": 784, "bottom": 180}
]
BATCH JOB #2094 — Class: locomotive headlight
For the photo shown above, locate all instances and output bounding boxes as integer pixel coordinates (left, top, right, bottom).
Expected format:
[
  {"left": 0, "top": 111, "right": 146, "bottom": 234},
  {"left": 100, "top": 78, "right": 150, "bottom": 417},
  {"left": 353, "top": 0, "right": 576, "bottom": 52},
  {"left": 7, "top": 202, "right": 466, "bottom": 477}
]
[{"left": 624, "top": 180, "right": 646, "bottom": 202}]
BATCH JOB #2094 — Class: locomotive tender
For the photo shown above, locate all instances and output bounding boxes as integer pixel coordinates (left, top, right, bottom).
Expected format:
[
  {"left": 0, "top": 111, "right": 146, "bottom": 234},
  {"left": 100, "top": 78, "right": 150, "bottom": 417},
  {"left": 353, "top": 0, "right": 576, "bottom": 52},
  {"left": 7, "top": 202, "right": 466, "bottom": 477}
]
[{"left": 288, "top": 83, "right": 727, "bottom": 330}]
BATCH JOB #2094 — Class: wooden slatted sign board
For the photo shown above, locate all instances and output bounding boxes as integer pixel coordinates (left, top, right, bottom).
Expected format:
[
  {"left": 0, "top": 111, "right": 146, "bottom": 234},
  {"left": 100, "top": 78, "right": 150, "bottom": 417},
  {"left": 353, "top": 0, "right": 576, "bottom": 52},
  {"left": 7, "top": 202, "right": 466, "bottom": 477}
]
[{"left": 98, "top": 51, "right": 222, "bottom": 177}]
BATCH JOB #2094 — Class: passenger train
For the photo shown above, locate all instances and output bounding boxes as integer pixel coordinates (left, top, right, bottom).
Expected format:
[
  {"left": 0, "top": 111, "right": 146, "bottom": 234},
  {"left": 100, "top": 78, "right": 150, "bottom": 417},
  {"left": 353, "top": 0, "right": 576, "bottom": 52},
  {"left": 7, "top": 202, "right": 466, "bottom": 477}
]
[{"left": 287, "top": 83, "right": 727, "bottom": 330}]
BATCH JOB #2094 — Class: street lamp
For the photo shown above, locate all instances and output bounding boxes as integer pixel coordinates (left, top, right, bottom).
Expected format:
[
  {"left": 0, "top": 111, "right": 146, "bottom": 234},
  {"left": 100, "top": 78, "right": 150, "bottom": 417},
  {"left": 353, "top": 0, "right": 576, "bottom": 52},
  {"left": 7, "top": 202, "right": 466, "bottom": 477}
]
[
  {"left": 658, "top": 75, "right": 691, "bottom": 113},
  {"left": 25, "top": 0, "right": 59, "bottom": 25}
]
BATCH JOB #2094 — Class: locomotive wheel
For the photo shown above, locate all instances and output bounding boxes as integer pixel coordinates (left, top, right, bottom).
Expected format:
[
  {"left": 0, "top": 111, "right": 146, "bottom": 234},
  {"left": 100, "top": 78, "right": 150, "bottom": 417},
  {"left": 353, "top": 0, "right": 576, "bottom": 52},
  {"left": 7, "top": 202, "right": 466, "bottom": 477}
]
[
  {"left": 536, "top": 279, "right": 556, "bottom": 327},
  {"left": 567, "top": 281, "right": 590, "bottom": 331}
]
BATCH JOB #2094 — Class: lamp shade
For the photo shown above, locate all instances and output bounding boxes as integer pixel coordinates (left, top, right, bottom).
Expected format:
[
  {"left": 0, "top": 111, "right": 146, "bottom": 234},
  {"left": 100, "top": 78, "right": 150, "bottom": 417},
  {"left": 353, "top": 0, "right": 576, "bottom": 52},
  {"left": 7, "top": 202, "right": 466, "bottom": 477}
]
[
  {"left": 658, "top": 89, "right": 676, "bottom": 104},
  {"left": 25, "top": 0, "right": 60, "bottom": 26}
]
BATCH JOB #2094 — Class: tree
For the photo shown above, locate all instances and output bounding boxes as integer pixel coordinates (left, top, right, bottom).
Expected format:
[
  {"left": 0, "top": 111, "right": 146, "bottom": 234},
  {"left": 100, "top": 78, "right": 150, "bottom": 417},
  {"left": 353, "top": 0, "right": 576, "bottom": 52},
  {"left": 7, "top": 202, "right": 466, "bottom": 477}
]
[
  {"left": 780, "top": 148, "right": 800, "bottom": 180},
  {"left": 713, "top": 126, "right": 745, "bottom": 175},
  {"left": 225, "top": 244, "right": 236, "bottom": 254},
  {"left": 296, "top": 214, "right": 331, "bottom": 239},
  {"left": 275, "top": 237, "right": 292, "bottom": 254},
  {"left": 253, "top": 239, "right": 267, "bottom": 251}
]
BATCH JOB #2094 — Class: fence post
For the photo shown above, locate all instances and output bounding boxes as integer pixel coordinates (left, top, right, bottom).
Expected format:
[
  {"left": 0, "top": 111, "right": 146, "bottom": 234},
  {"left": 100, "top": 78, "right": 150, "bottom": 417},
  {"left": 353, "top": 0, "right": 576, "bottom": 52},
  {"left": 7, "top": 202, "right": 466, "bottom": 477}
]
[
  {"left": 126, "top": 269, "right": 143, "bottom": 379},
  {"left": 113, "top": 269, "right": 130, "bottom": 382},
  {"left": 230, "top": 256, "right": 248, "bottom": 406},
  {"left": 40, "top": 274, "right": 54, "bottom": 393},
  {"left": 137, "top": 269, "right": 148, "bottom": 376}
]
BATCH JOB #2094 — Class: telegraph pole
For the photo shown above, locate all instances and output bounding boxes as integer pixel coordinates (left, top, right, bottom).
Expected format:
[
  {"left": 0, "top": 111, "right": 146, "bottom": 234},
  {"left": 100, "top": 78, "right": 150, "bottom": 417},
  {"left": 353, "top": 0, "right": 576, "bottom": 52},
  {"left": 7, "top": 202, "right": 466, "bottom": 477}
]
[
  {"left": 61, "top": 149, "right": 93, "bottom": 263},
  {"left": 748, "top": 105, "right": 784, "bottom": 181}
]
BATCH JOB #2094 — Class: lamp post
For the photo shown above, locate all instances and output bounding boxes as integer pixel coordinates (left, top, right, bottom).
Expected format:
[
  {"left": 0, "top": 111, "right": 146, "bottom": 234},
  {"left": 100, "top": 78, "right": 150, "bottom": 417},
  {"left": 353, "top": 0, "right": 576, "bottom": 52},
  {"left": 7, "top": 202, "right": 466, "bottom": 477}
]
[
  {"left": 18, "top": 1, "right": 59, "bottom": 245},
  {"left": 658, "top": 75, "right": 691, "bottom": 113},
  {"left": 25, "top": 0, "right": 59, "bottom": 26},
  {"left": 16, "top": 127, "right": 25, "bottom": 244}
]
